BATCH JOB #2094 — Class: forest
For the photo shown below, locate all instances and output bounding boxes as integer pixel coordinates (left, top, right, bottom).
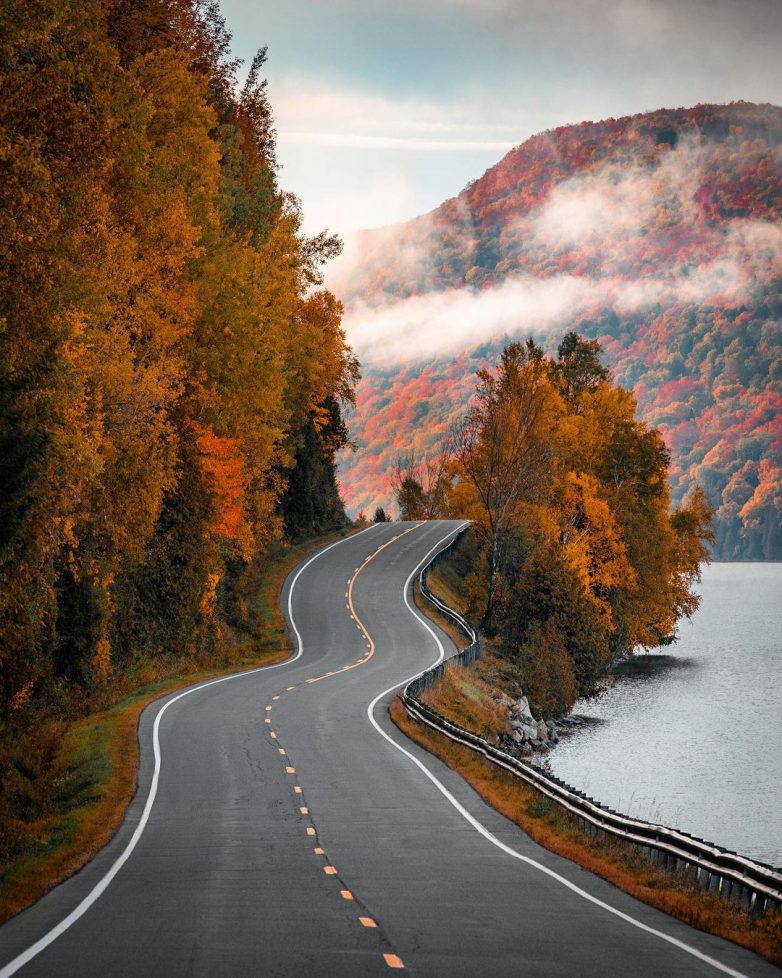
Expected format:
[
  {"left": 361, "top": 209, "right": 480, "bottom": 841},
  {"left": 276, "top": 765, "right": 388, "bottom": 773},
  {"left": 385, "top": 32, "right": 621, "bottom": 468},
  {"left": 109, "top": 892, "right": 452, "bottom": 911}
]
[
  {"left": 394, "top": 334, "right": 714, "bottom": 715},
  {"left": 0, "top": 0, "right": 357, "bottom": 861},
  {"left": 336, "top": 102, "right": 782, "bottom": 559}
]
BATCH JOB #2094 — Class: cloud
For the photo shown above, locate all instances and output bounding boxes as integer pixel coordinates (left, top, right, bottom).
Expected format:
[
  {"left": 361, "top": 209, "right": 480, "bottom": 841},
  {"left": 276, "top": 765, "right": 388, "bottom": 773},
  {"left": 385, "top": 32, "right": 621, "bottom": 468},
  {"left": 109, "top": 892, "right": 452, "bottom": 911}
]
[
  {"left": 269, "top": 75, "right": 525, "bottom": 231},
  {"left": 344, "top": 276, "right": 588, "bottom": 364},
  {"left": 278, "top": 131, "right": 515, "bottom": 151},
  {"left": 298, "top": 171, "right": 419, "bottom": 235},
  {"left": 273, "top": 76, "right": 520, "bottom": 148},
  {"left": 337, "top": 136, "right": 782, "bottom": 364},
  {"left": 342, "top": 258, "right": 759, "bottom": 366}
]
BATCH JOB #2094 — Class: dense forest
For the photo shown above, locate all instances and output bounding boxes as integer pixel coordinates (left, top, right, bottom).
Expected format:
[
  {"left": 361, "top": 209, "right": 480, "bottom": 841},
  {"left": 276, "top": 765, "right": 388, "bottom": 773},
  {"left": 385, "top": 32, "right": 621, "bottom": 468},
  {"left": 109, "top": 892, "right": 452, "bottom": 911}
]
[
  {"left": 0, "top": 0, "right": 356, "bottom": 860},
  {"left": 335, "top": 102, "right": 782, "bottom": 559},
  {"left": 395, "top": 335, "right": 714, "bottom": 715}
]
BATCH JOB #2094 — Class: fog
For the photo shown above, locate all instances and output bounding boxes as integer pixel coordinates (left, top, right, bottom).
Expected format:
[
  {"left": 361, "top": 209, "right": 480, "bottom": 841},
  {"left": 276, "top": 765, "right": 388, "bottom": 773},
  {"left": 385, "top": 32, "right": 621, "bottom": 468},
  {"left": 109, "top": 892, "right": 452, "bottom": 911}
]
[{"left": 335, "top": 136, "right": 782, "bottom": 365}]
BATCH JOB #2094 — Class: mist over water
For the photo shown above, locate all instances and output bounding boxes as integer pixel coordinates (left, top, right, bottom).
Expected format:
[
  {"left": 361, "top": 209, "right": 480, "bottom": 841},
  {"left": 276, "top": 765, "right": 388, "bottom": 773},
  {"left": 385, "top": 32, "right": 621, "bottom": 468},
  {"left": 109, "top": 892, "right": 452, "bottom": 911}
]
[{"left": 549, "top": 563, "right": 782, "bottom": 867}]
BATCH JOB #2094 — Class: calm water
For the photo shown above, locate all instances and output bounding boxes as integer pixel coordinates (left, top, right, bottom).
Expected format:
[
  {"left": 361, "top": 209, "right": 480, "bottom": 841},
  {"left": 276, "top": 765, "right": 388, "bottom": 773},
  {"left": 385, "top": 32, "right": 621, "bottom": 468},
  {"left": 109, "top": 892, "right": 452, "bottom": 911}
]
[{"left": 549, "top": 563, "right": 782, "bottom": 867}]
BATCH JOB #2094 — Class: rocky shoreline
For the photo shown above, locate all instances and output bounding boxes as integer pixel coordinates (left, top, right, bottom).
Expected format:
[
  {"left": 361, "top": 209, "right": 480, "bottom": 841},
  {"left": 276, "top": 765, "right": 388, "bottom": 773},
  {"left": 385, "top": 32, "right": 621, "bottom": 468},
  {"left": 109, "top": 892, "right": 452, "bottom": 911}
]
[{"left": 493, "top": 690, "right": 560, "bottom": 759}]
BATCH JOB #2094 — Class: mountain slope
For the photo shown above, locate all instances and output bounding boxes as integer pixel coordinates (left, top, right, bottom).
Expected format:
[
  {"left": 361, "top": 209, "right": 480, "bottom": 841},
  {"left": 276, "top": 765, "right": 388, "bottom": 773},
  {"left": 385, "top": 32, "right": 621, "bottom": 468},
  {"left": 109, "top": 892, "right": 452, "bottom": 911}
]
[{"left": 333, "top": 102, "right": 782, "bottom": 558}]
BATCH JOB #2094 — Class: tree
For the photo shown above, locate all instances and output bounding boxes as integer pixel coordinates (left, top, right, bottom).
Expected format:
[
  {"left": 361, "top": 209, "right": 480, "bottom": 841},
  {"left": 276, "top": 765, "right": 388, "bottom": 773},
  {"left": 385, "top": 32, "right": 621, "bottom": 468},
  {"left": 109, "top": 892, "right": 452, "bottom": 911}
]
[
  {"left": 452, "top": 343, "right": 560, "bottom": 631},
  {"left": 451, "top": 335, "right": 713, "bottom": 713},
  {"left": 373, "top": 507, "right": 390, "bottom": 523},
  {"left": 392, "top": 451, "right": 451, "bottom": 520},
  {"left": 555, "top": 332, "right": 610, "bottom": 409},
  {"left": 0, "top": 0, "right": 359, "bottom": 861}
]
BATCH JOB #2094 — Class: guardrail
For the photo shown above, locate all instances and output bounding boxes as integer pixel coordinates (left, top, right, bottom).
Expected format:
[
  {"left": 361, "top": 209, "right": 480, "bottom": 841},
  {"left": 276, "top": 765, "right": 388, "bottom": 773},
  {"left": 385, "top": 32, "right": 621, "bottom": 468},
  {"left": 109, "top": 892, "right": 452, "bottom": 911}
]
[{"left": 402, "top": 530, "right": 782, "bottom": 918}]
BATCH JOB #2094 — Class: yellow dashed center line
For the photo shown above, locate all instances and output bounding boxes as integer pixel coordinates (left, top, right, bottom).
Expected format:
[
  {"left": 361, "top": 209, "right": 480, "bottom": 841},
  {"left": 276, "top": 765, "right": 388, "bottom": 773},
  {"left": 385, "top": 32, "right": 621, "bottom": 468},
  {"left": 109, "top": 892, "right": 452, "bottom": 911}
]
[
  {"left": 384, "top": 954, "right": 405, "bottom": 969},
  {"left": 268, "top": 524, "right": 424, "bottom": 972},
  {"left": 304, "top": 523, "right": 423, "bottom": 686}
]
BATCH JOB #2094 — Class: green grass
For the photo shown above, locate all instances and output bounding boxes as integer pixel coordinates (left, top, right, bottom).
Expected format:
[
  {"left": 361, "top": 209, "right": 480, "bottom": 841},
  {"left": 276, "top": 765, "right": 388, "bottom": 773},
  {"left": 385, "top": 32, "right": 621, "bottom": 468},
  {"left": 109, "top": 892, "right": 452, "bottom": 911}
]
[{"left": 0, "top": 526, "right": 358, "bottom": 923}]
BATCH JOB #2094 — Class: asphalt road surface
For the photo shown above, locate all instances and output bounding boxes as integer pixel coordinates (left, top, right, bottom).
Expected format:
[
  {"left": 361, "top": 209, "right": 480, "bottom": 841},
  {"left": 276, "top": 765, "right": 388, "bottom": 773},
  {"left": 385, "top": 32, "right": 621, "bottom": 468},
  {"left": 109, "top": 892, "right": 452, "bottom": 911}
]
[{"left": 1, "top": 520, "right": 779, "bottom": 977}]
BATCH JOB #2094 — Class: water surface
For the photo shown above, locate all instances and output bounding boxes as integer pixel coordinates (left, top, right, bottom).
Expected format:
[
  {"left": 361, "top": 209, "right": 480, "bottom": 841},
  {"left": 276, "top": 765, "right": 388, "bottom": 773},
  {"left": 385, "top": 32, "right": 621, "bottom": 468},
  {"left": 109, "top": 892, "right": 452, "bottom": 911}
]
[{"left": 550, "top": 563, "right": 782, "bottom": 866}]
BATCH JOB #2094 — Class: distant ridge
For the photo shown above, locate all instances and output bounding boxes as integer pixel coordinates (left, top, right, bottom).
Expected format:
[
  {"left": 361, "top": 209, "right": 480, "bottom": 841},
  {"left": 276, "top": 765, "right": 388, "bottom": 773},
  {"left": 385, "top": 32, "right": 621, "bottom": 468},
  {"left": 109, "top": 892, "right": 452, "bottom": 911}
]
[{"left": 336, "top": 102, "right": 782, "bottom": 559}]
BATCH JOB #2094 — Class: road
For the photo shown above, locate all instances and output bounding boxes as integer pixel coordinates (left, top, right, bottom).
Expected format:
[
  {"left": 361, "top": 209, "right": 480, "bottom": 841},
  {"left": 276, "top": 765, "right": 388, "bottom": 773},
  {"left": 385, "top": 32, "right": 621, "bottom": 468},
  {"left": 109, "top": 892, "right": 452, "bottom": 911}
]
[{"left": 0, "top": 520, "right": 779, "bottom": 977}]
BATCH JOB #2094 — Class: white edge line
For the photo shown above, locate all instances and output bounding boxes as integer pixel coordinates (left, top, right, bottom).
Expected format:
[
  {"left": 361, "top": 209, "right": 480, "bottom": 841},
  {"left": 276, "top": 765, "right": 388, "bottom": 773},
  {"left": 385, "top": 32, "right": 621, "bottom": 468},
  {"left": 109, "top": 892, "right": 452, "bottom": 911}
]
[
  {"left": 0, "top": 523, "right": 382, "bottom": 978},
  {"left": 366, "top": 522, "right": 752, "bottom": 978}
]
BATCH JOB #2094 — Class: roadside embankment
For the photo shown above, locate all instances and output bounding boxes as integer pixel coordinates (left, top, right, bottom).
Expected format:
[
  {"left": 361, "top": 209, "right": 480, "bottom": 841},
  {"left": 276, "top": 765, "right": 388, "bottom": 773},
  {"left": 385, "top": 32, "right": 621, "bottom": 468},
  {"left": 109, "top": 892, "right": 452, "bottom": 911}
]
[
  {"left": 397, "top": 530, "right": 782, "bottom": 966},
  {"left": 0, "top": 526, "right": 358, "bottom": 924},
  {"left": 413, "top": 530, "right": 559, "bottom": 759}
]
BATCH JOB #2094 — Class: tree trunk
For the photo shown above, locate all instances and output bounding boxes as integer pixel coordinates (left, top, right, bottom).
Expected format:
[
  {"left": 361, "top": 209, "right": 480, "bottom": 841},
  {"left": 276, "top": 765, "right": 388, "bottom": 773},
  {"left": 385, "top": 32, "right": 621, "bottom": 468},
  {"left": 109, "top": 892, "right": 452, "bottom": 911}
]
[{"left": 482, "top": 531, "right": 498, "bottom": 633}]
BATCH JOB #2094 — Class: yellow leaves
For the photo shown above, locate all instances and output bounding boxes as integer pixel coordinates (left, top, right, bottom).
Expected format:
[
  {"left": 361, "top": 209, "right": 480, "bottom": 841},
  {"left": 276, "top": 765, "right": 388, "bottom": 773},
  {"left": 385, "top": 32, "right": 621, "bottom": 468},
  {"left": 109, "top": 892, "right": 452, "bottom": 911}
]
[
  {"left": 131, "top": 49, "right": 221, "bottom": 205},
  {"left": 91, "top": 638, "right": 111, "bottom": 683},
  {"left": 198, "top": 572, "right": 222, "bottom": 619},
  {"left": 9, "top": 680, "right": 34, "bottom": 713},
  {"left": 0, "top": 0, "right": 360, "bottom": 739},
  {"left": 559, "top": 472, "right": 637, "bottom": 628},
  {"left": 290, "top": 290, "right": 357, "bottom": 417}
]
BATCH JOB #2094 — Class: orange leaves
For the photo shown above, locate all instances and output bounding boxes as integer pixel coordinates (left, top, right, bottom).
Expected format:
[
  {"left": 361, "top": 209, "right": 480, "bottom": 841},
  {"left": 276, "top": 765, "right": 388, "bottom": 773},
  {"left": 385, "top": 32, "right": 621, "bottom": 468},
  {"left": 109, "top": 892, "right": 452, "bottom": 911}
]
[
  {"left": 190, "top": 421, "right": 247, "bottom": 546},
  {"left": 560, "top": 472, "right": 637, "bottom": 628}
]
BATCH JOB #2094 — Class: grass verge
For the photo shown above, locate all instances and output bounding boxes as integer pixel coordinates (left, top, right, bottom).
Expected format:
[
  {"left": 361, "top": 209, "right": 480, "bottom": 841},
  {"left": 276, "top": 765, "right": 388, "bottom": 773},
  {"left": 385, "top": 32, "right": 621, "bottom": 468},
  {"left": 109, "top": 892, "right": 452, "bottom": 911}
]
[
  {"left": 391, "top": 699, "right": 782, "bottom": 965},
  {"left": 0, "top": 526, "right": 358, "bottom": 924}
]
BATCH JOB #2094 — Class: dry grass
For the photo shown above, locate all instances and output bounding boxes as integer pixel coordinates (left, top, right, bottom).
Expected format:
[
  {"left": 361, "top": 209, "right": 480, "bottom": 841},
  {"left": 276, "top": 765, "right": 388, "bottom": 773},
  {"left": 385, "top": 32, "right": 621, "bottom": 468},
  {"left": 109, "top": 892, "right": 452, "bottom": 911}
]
[
  {"left": 415, "top": 560, "right": 513, "bottom": 742},
  {"left": 427, "top": 561, "right": 471, "bottom": 619},
  {"left": 0, "top": 527, "right": 357, "bottom": 924},
  {"left": 402, "top": 538, "right": 782, "bottom": 966},
  {"left": 392, "top": 696, "right": 782, "bottom": 966},
  {"left": 419, "top": 655, "right": 510, "bottom": 742}
]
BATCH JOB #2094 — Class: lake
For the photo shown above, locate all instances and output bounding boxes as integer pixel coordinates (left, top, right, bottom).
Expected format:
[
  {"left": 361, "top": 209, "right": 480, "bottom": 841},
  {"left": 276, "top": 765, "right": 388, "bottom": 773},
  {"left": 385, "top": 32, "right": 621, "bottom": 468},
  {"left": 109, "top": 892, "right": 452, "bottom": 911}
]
[{"left": 549, "top": 562, "right": 782, "bottom": 867}]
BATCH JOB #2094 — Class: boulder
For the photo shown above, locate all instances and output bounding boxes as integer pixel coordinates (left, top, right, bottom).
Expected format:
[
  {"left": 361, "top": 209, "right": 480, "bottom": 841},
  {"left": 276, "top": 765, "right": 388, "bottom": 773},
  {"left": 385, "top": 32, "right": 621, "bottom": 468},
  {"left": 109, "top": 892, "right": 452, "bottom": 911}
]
[
  {"left": 511, "top": 729, "right": 524, "bottom": 744},
  {"left": 537, "top": 720, "right": 549, "bottom": 742},
  {"left": 522, "top": 723, "right": 538, "bottom": 741},
  {"left": 515, "top": 695, "right": 532, "bottom": 716}
]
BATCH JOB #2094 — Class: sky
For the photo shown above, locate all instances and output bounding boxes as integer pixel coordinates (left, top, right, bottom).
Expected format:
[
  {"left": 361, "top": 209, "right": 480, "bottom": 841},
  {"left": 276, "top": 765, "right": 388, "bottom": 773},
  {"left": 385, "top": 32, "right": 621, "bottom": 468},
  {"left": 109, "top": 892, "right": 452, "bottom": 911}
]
[{"left": 220, "top": 0, "right": 782, "bottom": 236}]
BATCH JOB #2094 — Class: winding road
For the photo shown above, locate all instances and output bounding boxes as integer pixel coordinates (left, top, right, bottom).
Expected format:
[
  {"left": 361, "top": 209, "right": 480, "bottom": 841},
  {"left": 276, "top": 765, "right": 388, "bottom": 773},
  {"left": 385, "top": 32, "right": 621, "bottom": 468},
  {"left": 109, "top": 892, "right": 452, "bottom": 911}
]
[{"left": 0, "top": 520, "right": 779, "bottom": 977}]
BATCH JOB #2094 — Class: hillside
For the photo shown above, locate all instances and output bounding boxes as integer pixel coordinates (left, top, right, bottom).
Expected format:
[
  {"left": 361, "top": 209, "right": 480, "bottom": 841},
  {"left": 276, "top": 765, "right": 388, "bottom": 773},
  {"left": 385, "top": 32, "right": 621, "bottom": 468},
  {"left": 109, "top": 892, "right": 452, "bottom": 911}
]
[{"left": 333, "top": 102, "right": 782, "bottom": 559}]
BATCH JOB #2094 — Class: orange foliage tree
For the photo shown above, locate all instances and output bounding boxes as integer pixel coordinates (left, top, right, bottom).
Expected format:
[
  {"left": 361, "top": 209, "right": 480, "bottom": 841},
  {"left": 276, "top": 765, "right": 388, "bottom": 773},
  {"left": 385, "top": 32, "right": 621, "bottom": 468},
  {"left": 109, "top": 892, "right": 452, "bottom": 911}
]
[{"left": 444, "top": 334, "right": 713, "bottom": 714}]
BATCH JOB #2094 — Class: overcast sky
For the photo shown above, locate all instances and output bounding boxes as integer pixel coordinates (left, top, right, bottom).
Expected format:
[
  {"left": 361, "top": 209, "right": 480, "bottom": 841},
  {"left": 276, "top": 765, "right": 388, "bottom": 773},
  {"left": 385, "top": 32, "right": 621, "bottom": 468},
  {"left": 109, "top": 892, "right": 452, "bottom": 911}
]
[{"left": 220, "top": 0, "right": 782, "bottom": 235}]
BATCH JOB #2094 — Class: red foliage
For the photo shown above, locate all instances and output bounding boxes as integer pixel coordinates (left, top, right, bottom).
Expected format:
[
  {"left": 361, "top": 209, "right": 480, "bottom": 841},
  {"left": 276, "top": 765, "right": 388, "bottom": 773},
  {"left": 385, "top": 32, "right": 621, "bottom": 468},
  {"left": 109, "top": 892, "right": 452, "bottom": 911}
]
[
  {"left": 336, "top": 103, "right": 782, "bottom": 557},
  {"left": 190, "top": 421, "right": 245, "bottom": 541}
]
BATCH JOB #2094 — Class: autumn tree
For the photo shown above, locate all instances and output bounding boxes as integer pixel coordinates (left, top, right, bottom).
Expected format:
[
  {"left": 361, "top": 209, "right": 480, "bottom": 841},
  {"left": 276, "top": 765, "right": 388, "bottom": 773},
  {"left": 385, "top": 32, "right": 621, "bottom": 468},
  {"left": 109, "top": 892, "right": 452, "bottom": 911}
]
[
  {"left": 449, "top": 336, "right": 713, "bottom": 715},
  {"left": 452, "top": 342, "right": 560, "bottom": 631},
  {"left": 392, "top": 451, "right": 450, "bottom": 520},
  {"left": 0, "top": 0, "right": 358, "bottom": 861}
]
